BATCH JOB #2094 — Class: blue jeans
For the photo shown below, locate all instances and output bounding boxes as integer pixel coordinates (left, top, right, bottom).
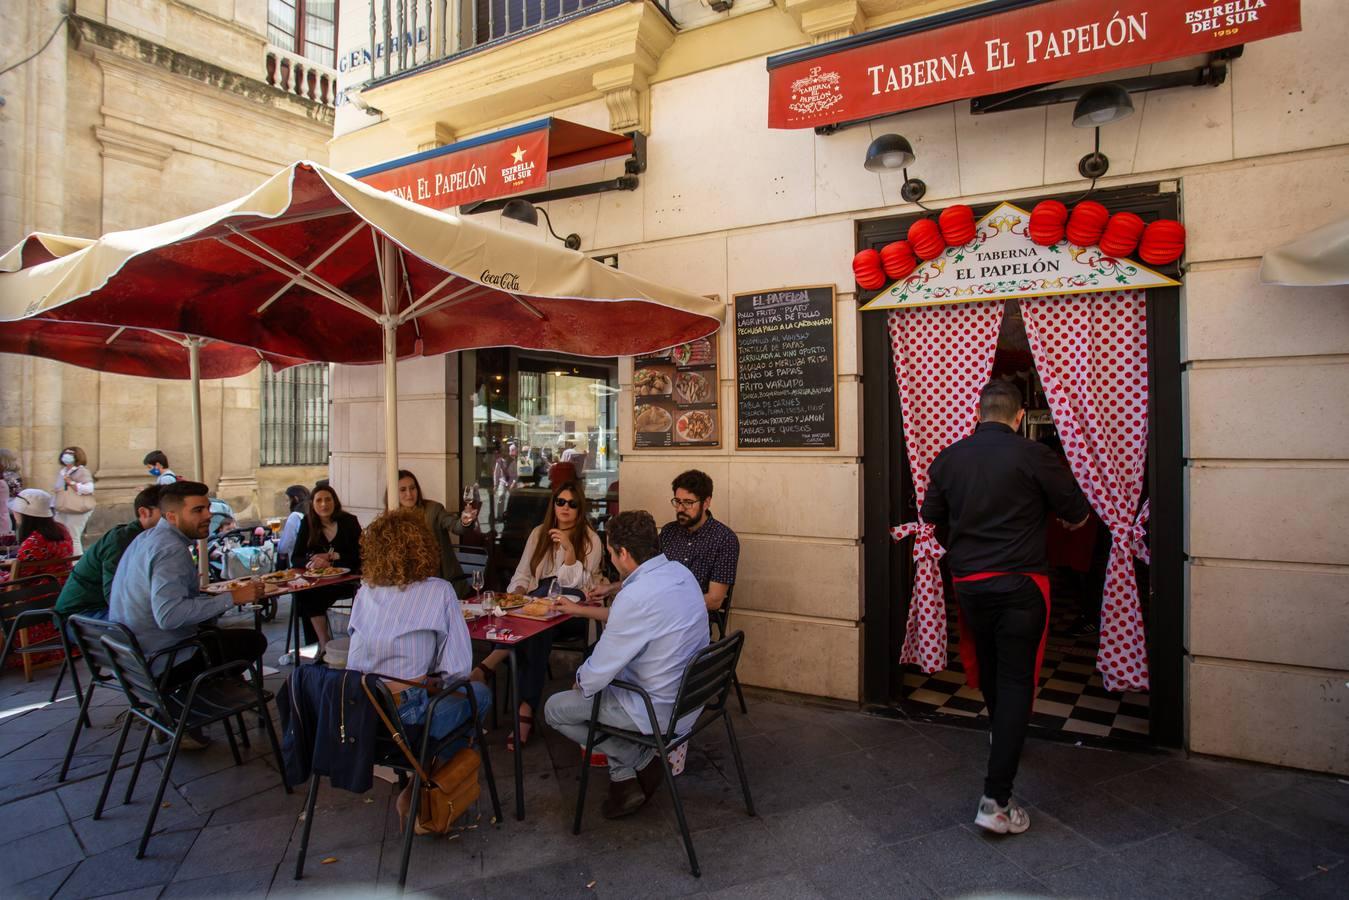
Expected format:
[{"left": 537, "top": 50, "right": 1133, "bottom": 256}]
[
  {"left": 64, "top": 607, "right": 108, "bottom": 644},
  {"left": 397, "top": 681, "right": 492, "bottom": 759}
]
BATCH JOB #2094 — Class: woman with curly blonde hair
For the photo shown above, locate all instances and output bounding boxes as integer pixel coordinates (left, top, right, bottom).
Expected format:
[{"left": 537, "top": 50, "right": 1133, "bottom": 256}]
[{"left": 347, "top": 509, "right": 491, "bottom": 745}]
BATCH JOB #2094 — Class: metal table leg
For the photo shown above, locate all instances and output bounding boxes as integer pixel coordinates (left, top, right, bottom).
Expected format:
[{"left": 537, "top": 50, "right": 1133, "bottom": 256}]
[{"left": 509, "top": 646, "right": 524, "bottom": 821}]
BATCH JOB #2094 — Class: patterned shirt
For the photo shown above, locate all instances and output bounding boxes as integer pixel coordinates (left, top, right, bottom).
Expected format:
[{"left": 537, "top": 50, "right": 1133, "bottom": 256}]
[
  {"left": 658, "top": 513, "right": 740, "bottom": 592},
  {"left": 347, "top": 577, "right": 473, "bottom": 682}
]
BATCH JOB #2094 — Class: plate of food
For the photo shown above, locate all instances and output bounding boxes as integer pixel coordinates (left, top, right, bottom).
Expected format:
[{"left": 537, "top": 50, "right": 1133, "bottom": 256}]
[
  {"left": 306, "top": 566, "right": 351, "bottom": 579},
  {"left": 204, "top": 578, "right": 253, "bottom": 594},
  {"left": 261, "top": 568, "right": 302, "bottom": 584},
  {"left": 509, "top": 599, "right": 562, "bottom": 620},
  {"left": 674, "top": 370, "right": 712, "bottom": 405},
  {"left": 635, "top": 404, "right": 673, "bottom": 433},
  {"left": 675, "top": 409, "right": 716, "bottom": 443},
  {"left": 496, "top": 593, "right": 532, "bottom": 610},
  {"left": 671, "top": 338, "right": 713, "bottom": 367},
  {"left": 634, "top": 367, "right": 672, "bottom": 397}
]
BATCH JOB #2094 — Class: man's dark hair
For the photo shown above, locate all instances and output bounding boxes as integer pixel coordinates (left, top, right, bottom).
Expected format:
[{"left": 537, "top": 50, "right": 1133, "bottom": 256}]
[
  {"left": 142, "top": 450, "right": 169, "bottom": 467},
  {"left": 978, "top": 380, "right": 1024, "bottom": 424},
  {"left": 285, "top": 484, "right": 310, "bottom": 512},
  {"left": 671, "top": 469, "right": 714, "bottom": 502},
  {"left": 606, "top": 510, "right": 660, "bottom": 565},
  {"left": 157, "top": 480, "right": 209, "bottom": 512},
  {"left": 132, "top": 485, "right": 161, "bottom": 514}
]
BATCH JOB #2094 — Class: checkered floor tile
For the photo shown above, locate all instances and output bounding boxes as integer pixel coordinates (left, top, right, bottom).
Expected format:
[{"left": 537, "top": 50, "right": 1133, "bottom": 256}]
[{"left": 898, "top": 598, "right": 1151, "bottom": 743}]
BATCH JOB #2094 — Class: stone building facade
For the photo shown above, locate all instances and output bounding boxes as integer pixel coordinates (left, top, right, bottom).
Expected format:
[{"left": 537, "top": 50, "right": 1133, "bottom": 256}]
[
  {"left": 0, "top": 1, "right": 335, "bottom": 529},
  {"left": 325, "top": 0, "right": 1347, "bottom": 774}
]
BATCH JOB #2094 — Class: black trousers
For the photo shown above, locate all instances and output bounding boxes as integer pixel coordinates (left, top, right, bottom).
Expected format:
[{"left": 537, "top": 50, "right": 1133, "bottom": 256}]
[
  {"left": 163, "top": 626, "right": 269, "bottom": 692},
  {"left": 515, "top": 618, "right": 588, "bottom": 711},
  {"left": 955, "top": 575, "right": 1047, "bottom": 805}
]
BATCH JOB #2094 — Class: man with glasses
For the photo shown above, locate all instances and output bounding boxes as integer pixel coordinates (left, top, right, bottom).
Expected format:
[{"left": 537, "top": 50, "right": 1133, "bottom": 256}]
[{"left": 586, "top": 470, "right": 740, "bottom": 614}]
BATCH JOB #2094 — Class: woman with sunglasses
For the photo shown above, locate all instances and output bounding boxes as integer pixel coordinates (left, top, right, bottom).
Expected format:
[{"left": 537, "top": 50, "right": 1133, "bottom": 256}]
[{"left": 472, "top": 480, "right": 601, "bottom": 749}]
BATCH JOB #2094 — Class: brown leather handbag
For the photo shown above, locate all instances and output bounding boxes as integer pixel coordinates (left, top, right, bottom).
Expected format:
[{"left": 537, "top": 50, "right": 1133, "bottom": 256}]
[{"left": 363, "top": 679, "right": 480, "bottom": 835}]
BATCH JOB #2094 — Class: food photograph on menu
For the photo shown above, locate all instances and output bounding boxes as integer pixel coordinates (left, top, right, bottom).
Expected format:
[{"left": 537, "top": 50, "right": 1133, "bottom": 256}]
[{"left": 632, "top": 334, "right": 720, "bottom": 448}]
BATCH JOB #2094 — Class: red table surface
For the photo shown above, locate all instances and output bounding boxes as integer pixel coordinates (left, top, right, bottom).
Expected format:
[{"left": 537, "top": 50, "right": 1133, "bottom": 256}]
[{"left": 467, "top": 611, "right": 574, "bottom": 644}]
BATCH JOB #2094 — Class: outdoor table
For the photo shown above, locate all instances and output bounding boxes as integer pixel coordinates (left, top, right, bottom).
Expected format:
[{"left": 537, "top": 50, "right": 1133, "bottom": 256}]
[
  {"left": 465, "top": 601, "right": 599, "bottom": 822},
  {"left": 209, "top": 571, "right": 361, "bottom": 659}
]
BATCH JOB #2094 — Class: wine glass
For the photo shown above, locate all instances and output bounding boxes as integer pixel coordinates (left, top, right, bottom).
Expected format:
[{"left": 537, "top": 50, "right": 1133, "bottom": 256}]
[
  {"left": 547, "top": 577, "right": 562, "bottom": 603},
  {"left": 471, "top": 569, "right": 484, "bottom": 597}
]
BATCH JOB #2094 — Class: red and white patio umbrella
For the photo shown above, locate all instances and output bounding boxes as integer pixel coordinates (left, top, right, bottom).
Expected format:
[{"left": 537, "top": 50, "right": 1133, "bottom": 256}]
[{"left": 1, "top": 162, "right": 724, "bottom": 502}]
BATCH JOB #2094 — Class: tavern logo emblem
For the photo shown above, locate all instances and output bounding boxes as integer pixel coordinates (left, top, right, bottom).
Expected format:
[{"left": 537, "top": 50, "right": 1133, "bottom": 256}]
[{"left": 788, "top": 66, "right": 844, "bottom": 118}]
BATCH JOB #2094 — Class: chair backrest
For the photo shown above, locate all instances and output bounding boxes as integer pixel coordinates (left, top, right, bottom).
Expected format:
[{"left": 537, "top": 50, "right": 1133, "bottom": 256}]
[
  {"left": 668, "top": 632, "right": 745, "bottom": 735},
  {"left": 0, "top": 578, "right": 61, "bottom": 631},
  {"left": 99, "top": 635, "right": 172, "bottom": 721},
  {"left": 68, "top": 615, "right": 140, "bottom": 684},
  {"left": 9, "top": 555, "right": 79, "bottom": 582},
  {"left": 456, "top": 545, "right": 489, "bottom": 576}
]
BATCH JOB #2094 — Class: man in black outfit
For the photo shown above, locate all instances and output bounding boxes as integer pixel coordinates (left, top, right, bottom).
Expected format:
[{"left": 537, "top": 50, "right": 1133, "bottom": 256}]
[{"left": 922, "top": 380, "right": 1091, "bottom": 835}]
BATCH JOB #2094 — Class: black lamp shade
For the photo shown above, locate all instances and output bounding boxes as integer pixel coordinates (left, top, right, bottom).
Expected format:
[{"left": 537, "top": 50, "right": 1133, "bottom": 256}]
[
  {"left": 864, "top": 134, "right": 916, "bottom": 173},
  {"left": 1072, "top": 83, "right": 1134, "bottom": 128},
  {"left": 502, "top": 198, "right": 539, "bottom": 226}
]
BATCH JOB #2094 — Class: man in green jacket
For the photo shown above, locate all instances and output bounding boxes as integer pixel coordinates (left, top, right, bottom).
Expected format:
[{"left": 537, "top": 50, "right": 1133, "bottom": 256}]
[{"left": 56, "top": 485, "right": 161, "bottom": 623}]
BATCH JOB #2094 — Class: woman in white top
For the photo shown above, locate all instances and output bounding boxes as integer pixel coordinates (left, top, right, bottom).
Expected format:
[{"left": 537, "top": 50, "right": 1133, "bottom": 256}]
[
  {"left": 53, "top": 445, "right": 95, "bottom": 555},
  {"left": 347, "top": 509, "right": 491, "bottom": 751},
  {"left": 474, "top": 480, "right": 602, "bottom": 749}
]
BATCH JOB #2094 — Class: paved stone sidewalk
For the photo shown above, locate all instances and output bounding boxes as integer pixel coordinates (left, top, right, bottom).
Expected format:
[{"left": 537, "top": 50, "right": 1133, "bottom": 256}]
[{"left": 1, "top": 611, "right": 1345, "bottom": 899}]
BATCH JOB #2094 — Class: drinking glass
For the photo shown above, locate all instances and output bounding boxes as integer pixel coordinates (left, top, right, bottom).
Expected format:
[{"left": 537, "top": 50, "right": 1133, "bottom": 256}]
[
  {"left": 482, "top": 590, "right": 496, "bottom": 614},
  {"left": 547, "top": 577, "right": 562, "bottom": 602},
  {"left": 471, "top": 569, "right": 484, "bottom": 596}
]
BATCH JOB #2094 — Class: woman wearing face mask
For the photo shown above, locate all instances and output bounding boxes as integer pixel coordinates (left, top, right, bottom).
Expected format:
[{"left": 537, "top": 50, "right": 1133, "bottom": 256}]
[
  {"left": 292, "top": 484, "right": 362, "bottom": 659},
  {"left": 53, "top": 446, "right": 95, "bottom": 555},
  {"left": 393, "top": 470, "right": 480, "bottom": 597},
  {"left": 471, "top": 480, "right": 602, "bottom": 750}
]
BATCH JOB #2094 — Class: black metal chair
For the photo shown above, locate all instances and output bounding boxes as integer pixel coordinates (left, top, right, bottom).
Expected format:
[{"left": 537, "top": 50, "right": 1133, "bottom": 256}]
[
  {"left": 95, "top": 632, "right": 289, "bottom": 859},
  {"left": 0, "top": 574, "right": 83, "bottom": 702},
  {"left": 709, "top": 587, "right": 748, "bottom": 714},
  {"left": 573, "top": 632, "right": 755, "bottom": 878},
  {"left": 293, "top": 673, "right": 502, "bottom": 889}
]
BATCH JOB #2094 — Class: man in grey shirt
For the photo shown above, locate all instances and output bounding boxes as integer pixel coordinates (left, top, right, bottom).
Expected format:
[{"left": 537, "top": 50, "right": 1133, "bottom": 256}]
[
  {"left": 110, "top": 480, "right": 266, "bottom": 695},
  {"left": 545, "top": 510, "right": 709, "bottom": 819}
]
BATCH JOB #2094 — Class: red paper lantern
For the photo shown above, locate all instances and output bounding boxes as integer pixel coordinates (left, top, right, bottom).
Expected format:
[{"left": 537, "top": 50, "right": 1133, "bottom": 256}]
[
  {"left": 1138, "top": 219, "right": 1186, "bottom": 264},
  {"left": 879, "top": 241, "right": 917, "bottom": 280},
  {"left": 852, "top": 248, "right": 886, "bottom": 290},
  {"left": 938, "top": 204, "right": 976, "bottom": 246},
  {"left": 1100, "top": 211, "right": 1145, "bottom": 257},
  {"left": 1028, "top": 200, "right": 1068, "bottom": 246},
  {"left": 908, "top": 218, "right": 946, "bottom": 260},
  {"left": 1066, "top": 201, "right": 1109, "bottom": 247}
]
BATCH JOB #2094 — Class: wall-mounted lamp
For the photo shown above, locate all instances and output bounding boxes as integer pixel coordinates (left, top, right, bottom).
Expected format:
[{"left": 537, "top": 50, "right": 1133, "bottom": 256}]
[
  {"left": 863, "top": 133, "right": 927, "bottom": 205},
  {"left": 1072, "top": 83, "right": 1134, "bottom": 179},
  {"left": 502, "top": 199, "right": 581, "bottom": 250},
  {"left": 343, "top": 87, "right": 382, "bottom": 116},
  {"left": 707, "top": 0, "right": 734, "bottom": 10}
]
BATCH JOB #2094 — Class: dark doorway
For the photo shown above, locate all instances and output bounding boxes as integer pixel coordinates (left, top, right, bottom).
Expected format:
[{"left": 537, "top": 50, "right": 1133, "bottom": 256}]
[{"left": 858, "top": 185, "right": 1184, "bottom": 747}]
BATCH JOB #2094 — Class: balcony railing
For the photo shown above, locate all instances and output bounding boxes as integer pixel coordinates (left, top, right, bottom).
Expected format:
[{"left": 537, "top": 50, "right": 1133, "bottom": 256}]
[
  {"left": 357, "top": 0, "right": 669, "bottom": 84},
  {"left": 265, "top": 46, "right": 339, "bottom": 108}
]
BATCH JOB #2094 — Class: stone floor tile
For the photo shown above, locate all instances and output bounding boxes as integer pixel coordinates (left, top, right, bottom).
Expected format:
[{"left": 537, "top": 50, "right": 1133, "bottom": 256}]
[
  {"left": 1128, "top": 830, "right": 1278, "bottom": 898},
  {"left": 1035, "top": 787, "right": 1173, "bottom": 848},
  {"left": 161, "top": 865, "right": 277, "bottom": 898},
  {"left": 88, "top": 887, "right": 164, "bottom": 900},
  {"left": 801, "top": 847, "right": 934, "bottom": 899},
  {"left": 763, "top": 800, "right": 880, "bottom": 867},
  {"left": 1272, "top": 860, "right": 1349, "bottom": 900},
  {"left": 888, "top": 825, "right": 1032, "bottom": 896},
  {"left": 0, "top": 823, "right": 87, "bottom": 889},
  {"left": 0, "top": 789, "right": 69, "bottom": 843},
  {"left": 174, "top": 756, "right": 291, "bottom": 815},
  {"left": 1102, "top": 759, "right": 1237, "bottom": 827},
  {"left": 1240, "top": 784, "right": 1349, "bottom": 854},
  {"left": 69, "top": 781, "right": 208, "bottom": 857},
  {"left": 276, "top": 839, "right": 384, "bottom": 896},
  {"left": 839, "top": 783, "right": 950, "bottom": 845},
  {"left": 1184, "top": 809, "right": 1345, "bottom": 885},
  {"left": 55, "top": 829, "right": 199, "bottom": 899},
  {"left": 698, "top": 872, "right": 827, "bottom": 900},
  {"left": 456, "top": 857, "right": 597, "bottom": 899},
  {"left": 172, "top": 812, "right": 296, "bottom": 882},
  {"left": 9, "top": 863, "right": 79, "bottom": 900},
  {"left": 964, "top": 806, "right": 1099, "bottom": 876}
]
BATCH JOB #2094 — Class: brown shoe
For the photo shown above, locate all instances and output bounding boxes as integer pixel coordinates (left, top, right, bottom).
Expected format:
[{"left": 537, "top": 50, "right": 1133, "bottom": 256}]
[
  {"left": 601, "top": 777, "right": 648, "bottom": 819},
  {"left": 636, "top": 755, "right": 664, "bottom": 799}
]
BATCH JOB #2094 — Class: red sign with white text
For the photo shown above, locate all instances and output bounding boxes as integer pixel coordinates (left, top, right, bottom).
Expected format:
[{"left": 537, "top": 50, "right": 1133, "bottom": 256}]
[
  {"left": 768, "top": 0, "right": 1300, "bottom": 128},
  {"left": 355, "top": 128, "right": 550, "bottom": 209}
]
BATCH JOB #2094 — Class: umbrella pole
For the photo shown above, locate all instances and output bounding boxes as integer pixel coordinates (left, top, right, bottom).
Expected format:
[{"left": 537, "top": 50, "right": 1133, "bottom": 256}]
[
  {"left": 380, "top": 236, "right": 400, "bottom": 511},
  {"left": 188, "top": 338, "right": 209, "bottom": 585}
]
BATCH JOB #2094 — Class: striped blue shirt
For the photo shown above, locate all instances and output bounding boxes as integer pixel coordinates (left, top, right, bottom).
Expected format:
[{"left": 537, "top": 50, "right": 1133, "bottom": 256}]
[{"left": 347, "top": 577, "right": 472, "bottom": 682}]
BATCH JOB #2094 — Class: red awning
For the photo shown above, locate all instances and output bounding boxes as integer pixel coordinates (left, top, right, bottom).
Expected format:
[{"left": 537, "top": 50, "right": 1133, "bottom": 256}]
[
  {"left": 767, "top": 0, "right": 1302, "bottom": 129},
  {"left": 350, "top": 118, "right": 633, "bottom": 211}
]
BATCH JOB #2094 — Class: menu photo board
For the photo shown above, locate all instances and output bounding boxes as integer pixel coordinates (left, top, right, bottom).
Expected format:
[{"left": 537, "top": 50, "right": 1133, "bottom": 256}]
[
  {"left": 632, "top": 331, "right": 721, "bottom": 449},
  {"left": 734, "top": 285, "right": 838, "bottom": 450}
]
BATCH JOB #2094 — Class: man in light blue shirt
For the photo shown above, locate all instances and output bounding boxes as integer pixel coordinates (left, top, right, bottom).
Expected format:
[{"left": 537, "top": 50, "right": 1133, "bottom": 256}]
[
  {"left": 110, "top": 481, "right": 266, "bottom": 692},
  {"left": 545, "top": 510, "right": 709, "bottom": 819}
]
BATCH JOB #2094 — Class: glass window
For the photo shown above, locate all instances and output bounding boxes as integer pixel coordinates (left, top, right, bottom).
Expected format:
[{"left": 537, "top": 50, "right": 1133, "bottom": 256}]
[
  {"left": 467, "top": 349, "right": 618, "bottom": 540},
  {"left": 260, "top": 363, "right": 330, "bottom": 466},
  {"left": 268, "top": 0, "right": 337, "bottom": 67}
]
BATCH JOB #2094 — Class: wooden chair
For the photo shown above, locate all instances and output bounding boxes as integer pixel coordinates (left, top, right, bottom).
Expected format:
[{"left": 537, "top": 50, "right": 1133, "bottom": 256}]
[{"left": 0, "top": 574, "right": 83, "bottom": 696}]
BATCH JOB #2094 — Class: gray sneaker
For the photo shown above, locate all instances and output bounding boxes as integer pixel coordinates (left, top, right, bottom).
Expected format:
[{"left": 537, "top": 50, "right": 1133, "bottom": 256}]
[
  {"left": 178, "top": 728, "right": 212, "bottom": 751},
  {"left": 975, "top": 795, "right": 1030, "bottom": 834}
]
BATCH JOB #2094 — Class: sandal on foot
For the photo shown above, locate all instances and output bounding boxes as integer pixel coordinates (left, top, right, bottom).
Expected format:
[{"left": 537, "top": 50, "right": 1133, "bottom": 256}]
[
  {"left": 470, "top": 663, "right": 495, "bottom": 684},
  {"left": 506, "top": 713, "right": 534, "bottom": 752}
]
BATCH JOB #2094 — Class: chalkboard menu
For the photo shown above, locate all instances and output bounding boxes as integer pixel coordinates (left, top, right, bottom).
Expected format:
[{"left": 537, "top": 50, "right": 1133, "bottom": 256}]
[
  {"left": 734, "top": 285, "right": 837, "bottom": 450},
  {"left": 632, "top": 333, "right": 721, "bottom": 449}
]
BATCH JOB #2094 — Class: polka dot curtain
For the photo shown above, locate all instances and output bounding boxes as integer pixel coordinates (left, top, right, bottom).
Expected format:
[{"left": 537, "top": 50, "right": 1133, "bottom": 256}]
[
  {"left": 1020, "top": 291, "right": 1151, "bottom": 692},
  {"left": 887, "top": 301, "right": 1006, "bottom": 674}
]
